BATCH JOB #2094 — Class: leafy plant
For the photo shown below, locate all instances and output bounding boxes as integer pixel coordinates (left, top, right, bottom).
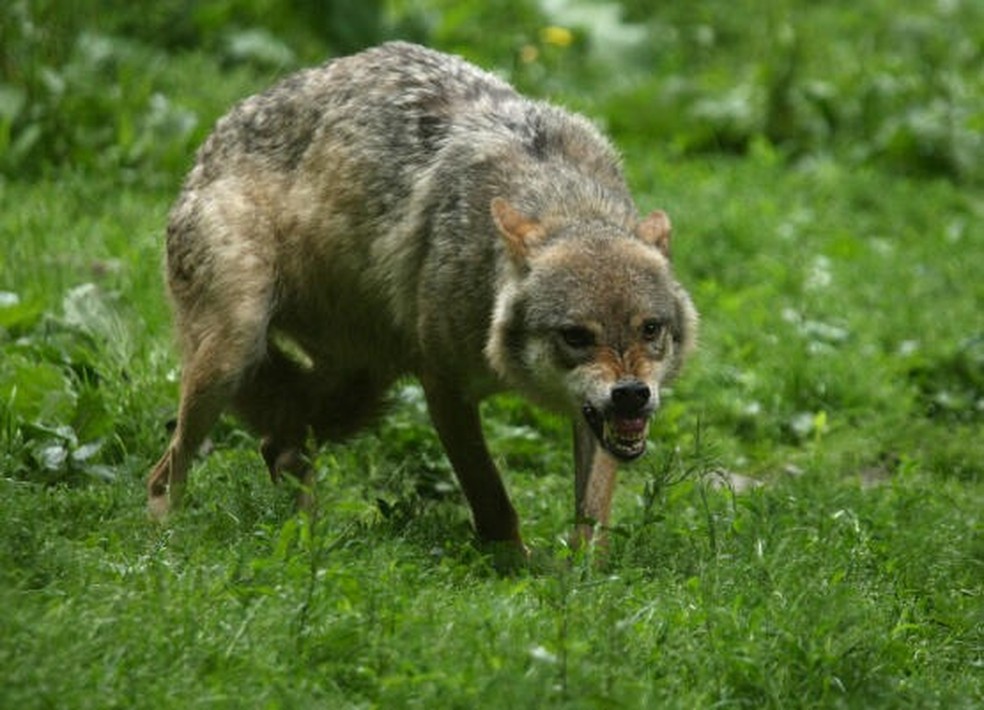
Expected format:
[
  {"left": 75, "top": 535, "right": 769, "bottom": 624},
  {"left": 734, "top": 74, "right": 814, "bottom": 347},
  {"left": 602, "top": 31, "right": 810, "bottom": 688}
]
[{"left": 0, "top": 284, "right": 133, "bottom": 484}]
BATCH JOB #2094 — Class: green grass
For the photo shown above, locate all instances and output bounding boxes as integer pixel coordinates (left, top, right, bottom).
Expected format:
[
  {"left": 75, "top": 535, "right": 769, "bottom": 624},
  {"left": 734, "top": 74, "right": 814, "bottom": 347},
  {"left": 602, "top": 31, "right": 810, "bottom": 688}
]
[{"left": 2, "top": 1, "right": 983, "bottom": 707}]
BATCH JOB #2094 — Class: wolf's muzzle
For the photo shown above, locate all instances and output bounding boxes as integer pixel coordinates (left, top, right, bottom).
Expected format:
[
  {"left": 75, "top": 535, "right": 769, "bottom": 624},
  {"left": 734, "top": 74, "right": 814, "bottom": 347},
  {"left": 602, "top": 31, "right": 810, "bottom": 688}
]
[{"left": 583, "top": 379, "right": 655, "bottom": 462}]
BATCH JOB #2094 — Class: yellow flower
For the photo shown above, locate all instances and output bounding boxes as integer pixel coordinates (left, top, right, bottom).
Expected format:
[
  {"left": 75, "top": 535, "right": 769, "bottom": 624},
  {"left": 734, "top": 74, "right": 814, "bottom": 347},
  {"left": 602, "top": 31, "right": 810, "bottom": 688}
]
[{"left": 540, "top": 26, "right": 573, "bottom": 48}]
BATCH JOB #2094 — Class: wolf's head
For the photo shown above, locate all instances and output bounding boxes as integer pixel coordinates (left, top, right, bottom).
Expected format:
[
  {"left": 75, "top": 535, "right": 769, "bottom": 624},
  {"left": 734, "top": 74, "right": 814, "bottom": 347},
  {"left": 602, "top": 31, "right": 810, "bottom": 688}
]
[{"left": 486, "top": 198, "right": 698, "bottom": 461}]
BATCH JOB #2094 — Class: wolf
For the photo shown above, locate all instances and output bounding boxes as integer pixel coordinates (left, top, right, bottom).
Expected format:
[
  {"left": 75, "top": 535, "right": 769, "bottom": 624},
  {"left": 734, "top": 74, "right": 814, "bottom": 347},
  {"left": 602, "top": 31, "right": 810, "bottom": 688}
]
[{"left": 147, "top": 41, "right": 698, "bottom": 553}]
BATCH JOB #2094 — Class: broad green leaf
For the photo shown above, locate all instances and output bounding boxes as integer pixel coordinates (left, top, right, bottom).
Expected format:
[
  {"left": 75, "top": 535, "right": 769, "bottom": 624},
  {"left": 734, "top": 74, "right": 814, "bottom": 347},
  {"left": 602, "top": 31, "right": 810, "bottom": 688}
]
[{"left": 0, "top": 355, "right": 77, "bottom": 424}]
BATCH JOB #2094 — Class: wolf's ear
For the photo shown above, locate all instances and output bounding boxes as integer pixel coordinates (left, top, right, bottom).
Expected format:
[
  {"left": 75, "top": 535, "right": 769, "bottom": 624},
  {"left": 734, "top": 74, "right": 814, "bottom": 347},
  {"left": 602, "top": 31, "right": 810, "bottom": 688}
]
[
  {"left": 636, "top": 209, "right": 672, "bottom": 258},
  {"left": 491, "top": 197, "right": 545, "bottom": 264}
]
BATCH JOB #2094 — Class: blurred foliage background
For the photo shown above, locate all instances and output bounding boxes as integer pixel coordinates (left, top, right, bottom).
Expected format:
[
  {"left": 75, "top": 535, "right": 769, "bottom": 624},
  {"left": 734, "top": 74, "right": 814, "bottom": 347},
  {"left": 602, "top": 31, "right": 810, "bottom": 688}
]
[{"left": 2, "top": 0, "right": 983, "bottom": 185}]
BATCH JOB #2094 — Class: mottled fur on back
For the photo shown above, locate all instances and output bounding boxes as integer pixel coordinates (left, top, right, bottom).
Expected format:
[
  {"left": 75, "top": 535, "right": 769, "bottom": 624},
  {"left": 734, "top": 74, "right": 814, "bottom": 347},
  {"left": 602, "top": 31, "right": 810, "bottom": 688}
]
[{"left": 150, "top": 42, "right": 697, "bottom": 553}]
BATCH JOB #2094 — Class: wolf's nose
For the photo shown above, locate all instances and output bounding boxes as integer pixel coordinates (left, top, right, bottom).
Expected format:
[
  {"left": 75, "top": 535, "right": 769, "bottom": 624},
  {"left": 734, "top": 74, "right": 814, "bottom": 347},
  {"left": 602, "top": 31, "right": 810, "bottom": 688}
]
[{"left": 611, "top": 381, "right": 650, "bottom": 414}]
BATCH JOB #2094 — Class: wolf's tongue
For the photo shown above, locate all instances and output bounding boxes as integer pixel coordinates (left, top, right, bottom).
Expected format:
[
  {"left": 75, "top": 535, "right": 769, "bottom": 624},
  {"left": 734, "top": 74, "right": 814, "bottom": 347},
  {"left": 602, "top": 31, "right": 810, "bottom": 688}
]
[{"left": 613, "top": 417, "right": 646, "bottom": 436}]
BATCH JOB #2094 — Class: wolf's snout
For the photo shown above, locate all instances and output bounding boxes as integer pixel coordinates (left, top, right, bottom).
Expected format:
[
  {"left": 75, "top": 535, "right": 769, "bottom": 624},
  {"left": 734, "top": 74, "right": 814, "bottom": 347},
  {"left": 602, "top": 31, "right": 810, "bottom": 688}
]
[
  {"left": 611, "top": 380, "right": 651, "bottom": 416},
  {"left": 583, "top": 380, "right": 654, "bottom": 462}
]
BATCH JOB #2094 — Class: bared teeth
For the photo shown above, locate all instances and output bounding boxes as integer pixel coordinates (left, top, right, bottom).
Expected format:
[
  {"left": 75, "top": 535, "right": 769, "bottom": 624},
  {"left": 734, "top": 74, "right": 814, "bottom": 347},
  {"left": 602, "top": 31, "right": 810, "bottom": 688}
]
[
  {"left": 584, "top": 403, "right": 650, "bottom": 460},
  {"left": 603, "top": 418, "right": 649, "bottom": 455}
]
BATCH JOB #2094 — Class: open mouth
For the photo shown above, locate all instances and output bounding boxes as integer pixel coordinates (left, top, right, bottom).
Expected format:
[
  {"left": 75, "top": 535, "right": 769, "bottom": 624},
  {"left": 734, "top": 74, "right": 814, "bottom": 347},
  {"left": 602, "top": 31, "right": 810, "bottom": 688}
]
[{"left": 582, "top": 404, "right": 650, "bottom": 461}]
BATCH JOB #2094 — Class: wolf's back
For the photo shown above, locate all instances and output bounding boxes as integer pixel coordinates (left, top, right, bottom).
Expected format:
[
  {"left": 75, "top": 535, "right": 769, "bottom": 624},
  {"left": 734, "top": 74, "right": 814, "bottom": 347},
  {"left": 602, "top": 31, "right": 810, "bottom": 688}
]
[{"left": 186, "top": 43, "right": 625, "bottom": 204}]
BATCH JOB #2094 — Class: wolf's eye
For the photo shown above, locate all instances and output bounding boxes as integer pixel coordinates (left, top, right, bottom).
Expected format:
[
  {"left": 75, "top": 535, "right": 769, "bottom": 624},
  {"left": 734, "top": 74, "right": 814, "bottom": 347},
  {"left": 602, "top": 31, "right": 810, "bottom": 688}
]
[
  {"left": 641, "top": 319, "right": 665, "bottom": 342},
  {"left": 559, "top": 326, "right": 595, "bottom": 349}
]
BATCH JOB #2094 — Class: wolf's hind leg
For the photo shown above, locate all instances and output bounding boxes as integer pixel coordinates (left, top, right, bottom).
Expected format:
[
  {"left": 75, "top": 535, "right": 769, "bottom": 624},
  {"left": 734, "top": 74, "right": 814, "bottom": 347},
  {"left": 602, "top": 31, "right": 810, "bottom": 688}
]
[
  {"left": 233, "top": 347, "right": 318, "bottom": 511},
  {"left": 234, "top": 349, "right": 392, "bottom": 511},
  {"left": 147, "top": 296, "right": 272, "bottom": 519}
]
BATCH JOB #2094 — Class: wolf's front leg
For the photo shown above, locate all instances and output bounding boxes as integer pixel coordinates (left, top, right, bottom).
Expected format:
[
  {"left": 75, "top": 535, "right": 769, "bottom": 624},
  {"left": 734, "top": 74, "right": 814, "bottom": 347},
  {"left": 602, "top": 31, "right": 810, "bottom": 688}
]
[
  {"left": 572, "top": 418, "right": 620, "bottom": 550},
  {"left": 420, "top": 375, "right": 524, "bottom": 553}
]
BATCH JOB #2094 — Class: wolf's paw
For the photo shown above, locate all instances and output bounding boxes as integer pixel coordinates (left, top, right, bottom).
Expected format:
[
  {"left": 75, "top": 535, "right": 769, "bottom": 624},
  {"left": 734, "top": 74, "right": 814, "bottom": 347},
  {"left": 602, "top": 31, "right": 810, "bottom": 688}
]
[
  {"left": 481, "top": 539, "right": 531, "bottom": 574},
  {"left": 147, "top": 494, "right": 171, "bottom": 522}
]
